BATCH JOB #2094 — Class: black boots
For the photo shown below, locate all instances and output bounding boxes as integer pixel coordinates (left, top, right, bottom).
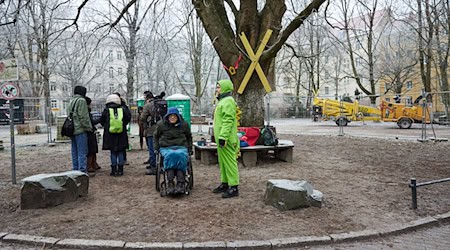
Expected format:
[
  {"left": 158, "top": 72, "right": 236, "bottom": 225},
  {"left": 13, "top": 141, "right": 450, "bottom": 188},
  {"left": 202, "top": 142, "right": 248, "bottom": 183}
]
[
  {"left": 222, "top": 186, "right": 239, "bottom": 198},
  {"left": 212, "top": 183, "right": 229, "bottom": 193},
  {"left": 110, "top": 165, "right": 124, "bottom": 176},
  {"left": 118, "top": 165, "right": 124, "bottom": 176},
  {"left": 110, "top": 165, "right": 117, "bottom": 176}
]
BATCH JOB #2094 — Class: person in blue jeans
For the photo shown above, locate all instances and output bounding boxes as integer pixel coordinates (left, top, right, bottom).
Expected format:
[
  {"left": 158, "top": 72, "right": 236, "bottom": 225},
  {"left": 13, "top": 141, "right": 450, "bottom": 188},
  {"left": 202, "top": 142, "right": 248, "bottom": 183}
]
[
  {"left": 67, "top": 86, "right": 92, "bottom": 173},
  {"left": 139, "top": 92, "right": 157, "bottom": 175},
  {"left": 100, "top": 94, "right": 131, "bottom": 176}
]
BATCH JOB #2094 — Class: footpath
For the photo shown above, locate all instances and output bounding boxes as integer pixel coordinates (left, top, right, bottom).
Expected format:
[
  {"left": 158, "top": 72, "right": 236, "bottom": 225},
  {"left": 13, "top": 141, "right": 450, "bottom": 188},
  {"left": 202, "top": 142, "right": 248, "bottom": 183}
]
[{"left": 0, "top": 213, "right": 449, "bottom": 249}]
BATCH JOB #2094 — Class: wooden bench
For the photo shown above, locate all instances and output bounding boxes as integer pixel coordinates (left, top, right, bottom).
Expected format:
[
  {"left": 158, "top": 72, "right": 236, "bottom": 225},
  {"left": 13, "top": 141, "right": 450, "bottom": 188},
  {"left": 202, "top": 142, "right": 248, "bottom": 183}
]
[{"left": 193, "top": 140, "right": 294, "bottom": 167}]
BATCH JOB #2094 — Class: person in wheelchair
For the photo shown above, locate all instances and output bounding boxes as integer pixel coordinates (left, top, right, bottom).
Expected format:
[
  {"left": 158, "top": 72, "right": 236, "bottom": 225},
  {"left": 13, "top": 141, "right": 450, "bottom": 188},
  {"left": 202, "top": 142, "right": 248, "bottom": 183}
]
[{"left": 153, "top": 107, "right": 193, "bottom": 194}]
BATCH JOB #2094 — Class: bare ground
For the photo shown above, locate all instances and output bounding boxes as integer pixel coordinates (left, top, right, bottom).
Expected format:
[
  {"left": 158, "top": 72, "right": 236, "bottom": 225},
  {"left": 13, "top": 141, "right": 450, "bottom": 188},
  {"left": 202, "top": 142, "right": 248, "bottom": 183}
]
[{"left": 0, "top": 134, "right": 449, "bottom": 243}]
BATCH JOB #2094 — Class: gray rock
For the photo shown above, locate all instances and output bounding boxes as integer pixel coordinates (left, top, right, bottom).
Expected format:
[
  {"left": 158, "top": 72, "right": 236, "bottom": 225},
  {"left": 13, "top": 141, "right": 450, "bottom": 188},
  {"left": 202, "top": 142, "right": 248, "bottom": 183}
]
[
  {"left": 264, "top": 179, "right": 322, "bottom": 211},
  {"left": 21, "top": 171, "right": 89, "bottom": 209}
]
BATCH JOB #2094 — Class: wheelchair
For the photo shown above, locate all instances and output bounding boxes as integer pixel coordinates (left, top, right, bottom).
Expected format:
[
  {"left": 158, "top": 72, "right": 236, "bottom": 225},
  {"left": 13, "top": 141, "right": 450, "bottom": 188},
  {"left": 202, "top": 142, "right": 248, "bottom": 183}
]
[{"left": 155, "top": 151, "right": 193, "bottom": 197}]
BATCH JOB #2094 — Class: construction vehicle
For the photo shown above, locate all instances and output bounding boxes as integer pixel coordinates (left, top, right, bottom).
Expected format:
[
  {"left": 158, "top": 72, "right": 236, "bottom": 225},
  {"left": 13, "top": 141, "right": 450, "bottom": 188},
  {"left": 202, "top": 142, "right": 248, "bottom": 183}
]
[
  {"left": 312, "top": 97, "right": 381, "bottom": 126},
  {"left": 379, "top": 96, "right": 431, "bottom": 129}
]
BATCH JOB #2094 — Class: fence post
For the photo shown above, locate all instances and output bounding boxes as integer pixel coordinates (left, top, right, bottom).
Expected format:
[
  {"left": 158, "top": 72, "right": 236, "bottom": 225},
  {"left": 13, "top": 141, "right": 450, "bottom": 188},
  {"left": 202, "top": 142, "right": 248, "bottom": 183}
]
[{"left": 410, "top": 178, "right": 417, "bottom": 209}]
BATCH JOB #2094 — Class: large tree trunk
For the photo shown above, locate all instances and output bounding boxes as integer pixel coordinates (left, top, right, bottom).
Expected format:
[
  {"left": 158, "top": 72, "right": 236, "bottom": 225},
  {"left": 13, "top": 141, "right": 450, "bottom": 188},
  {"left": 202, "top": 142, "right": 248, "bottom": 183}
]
[{"left": 232, "top": 64, "right": 269, "bottom": 126}]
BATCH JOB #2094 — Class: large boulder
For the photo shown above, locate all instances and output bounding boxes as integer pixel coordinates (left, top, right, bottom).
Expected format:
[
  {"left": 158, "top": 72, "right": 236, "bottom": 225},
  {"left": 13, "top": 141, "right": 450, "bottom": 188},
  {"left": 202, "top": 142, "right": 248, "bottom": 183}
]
[
  {"left": 21, "top": 171, "right": 89, "bottom": 210},
  {"left": 264, "top": 179, "right": 323, "bottom": 211}
]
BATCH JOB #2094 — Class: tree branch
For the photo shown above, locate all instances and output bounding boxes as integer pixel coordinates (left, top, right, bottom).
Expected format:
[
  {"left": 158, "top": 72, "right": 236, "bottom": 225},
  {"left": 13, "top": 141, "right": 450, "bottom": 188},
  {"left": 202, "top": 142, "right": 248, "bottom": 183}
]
[
  {"left": 224, "top": 0, "right": 238, "bottom": 19},
  {"left": 262, "top": 0, "right": 327, "bottom": 61},
  {"left": 110, "top": 0, "right": 138, "bottom": 28}
]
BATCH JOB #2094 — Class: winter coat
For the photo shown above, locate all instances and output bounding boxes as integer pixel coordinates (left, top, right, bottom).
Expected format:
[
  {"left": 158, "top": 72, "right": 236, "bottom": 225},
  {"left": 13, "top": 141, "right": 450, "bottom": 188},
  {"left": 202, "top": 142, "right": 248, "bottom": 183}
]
[
  {"left": 100, "top": 102, "right": 131, "bottom": 151},
  {"left": 213, "top": 79, "right": 239, "bottom": 149},
  {"left": 87, "top": 113, "right": 99, "bottom": 155},
  {"left": 139, "top": 98, "right": 157, "bottom": 137},
  {"left": 153, "top": 107, "right": 192, "bottom": 152},
  {"left": 67, "top": 94, "right": 92, "bottom": 135}
]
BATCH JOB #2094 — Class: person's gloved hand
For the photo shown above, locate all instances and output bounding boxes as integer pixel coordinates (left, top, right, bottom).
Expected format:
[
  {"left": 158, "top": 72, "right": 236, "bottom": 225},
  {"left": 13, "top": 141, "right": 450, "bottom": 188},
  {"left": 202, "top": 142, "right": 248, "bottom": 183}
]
[{"left": 219, "top": 139, "right": 226, "bottom": 148}]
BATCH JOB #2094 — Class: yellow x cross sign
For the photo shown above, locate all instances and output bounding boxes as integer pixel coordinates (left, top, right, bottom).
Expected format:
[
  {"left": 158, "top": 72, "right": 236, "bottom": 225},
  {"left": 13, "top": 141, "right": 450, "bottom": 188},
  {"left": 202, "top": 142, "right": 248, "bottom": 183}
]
[{"left": 237, "top": 29, "right": 273, "bottom": 94}]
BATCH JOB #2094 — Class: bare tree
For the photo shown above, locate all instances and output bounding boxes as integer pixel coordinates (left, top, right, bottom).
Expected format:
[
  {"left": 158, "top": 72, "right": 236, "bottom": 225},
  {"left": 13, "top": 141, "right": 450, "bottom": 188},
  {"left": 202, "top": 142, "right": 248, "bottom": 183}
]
[
  {"left": 175, "top": 0, "right": 218, "bottom": 114},
  {"left": 376, "top": 14, "right": 417, "bottom": 97},
  {"left": 106, "top": 0, "right": 168, "bottom": 103},
  {"left": 326, "top": 0, "right": 393, "bottom": 105},
  {"left": 52, "top": 30, "right": 107, "bottom": 99},
  {"left": 14, "top": 0, "right": 72, "bottom": 104}
]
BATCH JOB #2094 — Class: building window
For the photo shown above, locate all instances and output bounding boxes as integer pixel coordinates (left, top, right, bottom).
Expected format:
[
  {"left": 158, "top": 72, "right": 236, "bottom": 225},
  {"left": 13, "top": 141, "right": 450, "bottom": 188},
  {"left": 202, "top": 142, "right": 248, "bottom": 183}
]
[
  {"left": 50, "top": 82, "right": 56, "bottom": 91},
  {"left": 118, "top": 67, "right": 123, "bottom": 75},
  {"left": 406, "top": 81, "right": 413, "bottom": 90},
  {"left": 51, "top": 100, "right": 57, "bottom": 108},
  {"left": 117, "top": 51, "right": 122, "bottom": 60},
  {"left": 63, "top": 100, "right": 68, "bottom": 110},
  {"left": 109, "top": 50, "right": 113, "bottom": 62},
  {"left": 109, "top": 67, "right": 114, "bottom": 78},
  {"left": 406, "top": 96, "right": 413, "bottom": 105},
  {"left": 62, "top": 85, "right": 68, "bottom": 92},
  {"left": 385, "top": 98, "right": 390, "bottom": 102},
  {"left": 355, "top": 57, "right": 362, "bottom": 67},
  {"left": 109, "top": 83, "right": 114, "bottom": 93},
  {"left": 325, "top": 87, "right": 329, "bottom": 95}
]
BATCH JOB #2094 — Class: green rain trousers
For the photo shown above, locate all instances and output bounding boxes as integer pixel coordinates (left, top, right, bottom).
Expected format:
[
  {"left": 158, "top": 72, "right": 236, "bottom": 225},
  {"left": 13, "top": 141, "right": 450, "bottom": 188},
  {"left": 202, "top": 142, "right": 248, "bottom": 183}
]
[
  {"left": 214, "top": 79, "right": 240, "bottom": 186},
  {"left": 217, "top": 141, "right": 239, "bottom": 186}
]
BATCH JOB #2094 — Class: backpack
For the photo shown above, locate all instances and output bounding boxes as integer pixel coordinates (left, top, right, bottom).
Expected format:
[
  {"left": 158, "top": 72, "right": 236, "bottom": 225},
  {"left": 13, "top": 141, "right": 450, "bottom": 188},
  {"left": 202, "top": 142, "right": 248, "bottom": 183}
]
[
  {"left": 109, "top": 107, "right": 123, "bottom": 133},
  {"left": 260, "top": 126, "right": 278, "bottom": 146},
  {"left": 151, "top": 98, "right": 168, "bottom": 125},
  {"left": 61, "top": 98, "right": 80, "bottom": 138}
]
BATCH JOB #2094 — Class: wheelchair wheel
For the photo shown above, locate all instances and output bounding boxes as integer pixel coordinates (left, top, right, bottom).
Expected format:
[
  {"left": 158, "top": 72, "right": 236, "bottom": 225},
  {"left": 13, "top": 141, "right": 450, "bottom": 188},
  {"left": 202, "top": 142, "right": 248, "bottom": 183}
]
[
  {"left": 188, "top": 157, "right": 194, "bottom": 189},
  {"left": 155, "top": 166, "right": 161, "bottom": 191},
  {"left": 158, "top": 168, "right": 167, "bottom": 197},
  {"left": 155, "top": 155, "right": 161, "bottom": 191}
]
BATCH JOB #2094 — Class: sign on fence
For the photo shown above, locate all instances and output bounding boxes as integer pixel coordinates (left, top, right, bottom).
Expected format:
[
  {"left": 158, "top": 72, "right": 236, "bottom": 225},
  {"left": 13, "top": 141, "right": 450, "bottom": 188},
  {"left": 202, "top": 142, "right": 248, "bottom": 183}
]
[
  {"left": 0, "top": 99, "right": 24, "bottom": 125},
  {"left": 0, "top": 82, "right": 19, "bottom": 100}
]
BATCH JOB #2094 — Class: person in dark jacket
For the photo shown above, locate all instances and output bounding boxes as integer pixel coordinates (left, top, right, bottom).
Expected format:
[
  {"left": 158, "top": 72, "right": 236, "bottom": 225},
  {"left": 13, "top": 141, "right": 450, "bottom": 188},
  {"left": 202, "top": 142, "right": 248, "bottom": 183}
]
[
  {"left": 100, "top": 94, "right": 131, "bottom": 176},
  {"left": 140, "top": 92, "right": 157, "bottom": 174},
  {"left": 137, "top": 106, "right": 146, "bottom": 150},
  {"left": 67, "top": 86, "right": 92, "bottom": 173},
  {"left": 85, "top": 97, "right": 101, "bottom": 173},
  {"left": 154, "top": 107, "right": 193, "bottom": 194}
]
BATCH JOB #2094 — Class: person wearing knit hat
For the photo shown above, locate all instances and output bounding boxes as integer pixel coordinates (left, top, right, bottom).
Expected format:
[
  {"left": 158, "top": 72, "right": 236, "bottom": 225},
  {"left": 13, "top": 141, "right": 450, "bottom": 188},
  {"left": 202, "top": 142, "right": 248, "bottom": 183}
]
[
  {"left": 67, "top": 85, "right": 92, "bottom": 173},
  {"left": 99, "top": 94, "right": 131, "bottom": 176}
]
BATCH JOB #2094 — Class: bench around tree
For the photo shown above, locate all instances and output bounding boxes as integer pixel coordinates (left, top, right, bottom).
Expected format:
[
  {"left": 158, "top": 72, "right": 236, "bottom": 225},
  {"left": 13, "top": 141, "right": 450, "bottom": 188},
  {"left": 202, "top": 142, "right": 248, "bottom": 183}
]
[{"left": 193, "top": 140, "right": 294, "bottom": 167}]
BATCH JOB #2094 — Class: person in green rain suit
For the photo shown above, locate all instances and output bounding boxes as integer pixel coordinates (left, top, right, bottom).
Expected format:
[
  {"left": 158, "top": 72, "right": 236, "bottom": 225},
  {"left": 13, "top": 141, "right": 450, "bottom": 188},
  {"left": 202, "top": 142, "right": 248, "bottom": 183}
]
[{"left": 212, "top": 79, "right": 240, "bottom": 198}]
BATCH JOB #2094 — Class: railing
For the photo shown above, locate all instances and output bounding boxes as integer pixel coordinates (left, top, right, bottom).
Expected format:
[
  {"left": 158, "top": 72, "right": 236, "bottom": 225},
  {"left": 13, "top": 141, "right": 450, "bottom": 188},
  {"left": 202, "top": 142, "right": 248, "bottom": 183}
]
[{"left": 409, "top": 177, "right": 450, "bottom": 209}]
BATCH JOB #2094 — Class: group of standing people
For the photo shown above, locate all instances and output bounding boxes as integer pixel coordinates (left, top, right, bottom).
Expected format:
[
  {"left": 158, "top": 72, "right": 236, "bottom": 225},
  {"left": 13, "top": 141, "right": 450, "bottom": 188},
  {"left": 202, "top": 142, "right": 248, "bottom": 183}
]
[
  {"left": 67, "top": 86, "right": 131, "bottom": 176},
  {"left": 67, "top": 79, "right": 240, "bottom": 198}
]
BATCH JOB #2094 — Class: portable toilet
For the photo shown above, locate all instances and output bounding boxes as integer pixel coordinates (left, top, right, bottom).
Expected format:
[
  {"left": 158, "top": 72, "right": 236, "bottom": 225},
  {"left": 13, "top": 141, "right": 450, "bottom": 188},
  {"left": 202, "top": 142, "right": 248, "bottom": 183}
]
[
  {"left": 166, "top": 94, "right": 191, "bottom": 127},
  {"left": 137, "top": 98, "right": 145, "bottom": 107}
]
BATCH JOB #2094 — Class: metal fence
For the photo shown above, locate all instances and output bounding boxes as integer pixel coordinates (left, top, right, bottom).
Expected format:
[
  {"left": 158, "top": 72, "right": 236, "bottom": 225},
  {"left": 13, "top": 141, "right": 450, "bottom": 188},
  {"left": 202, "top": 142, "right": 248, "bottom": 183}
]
[{"left": 2, "top": 91, "right": 450, "bottom": 124}]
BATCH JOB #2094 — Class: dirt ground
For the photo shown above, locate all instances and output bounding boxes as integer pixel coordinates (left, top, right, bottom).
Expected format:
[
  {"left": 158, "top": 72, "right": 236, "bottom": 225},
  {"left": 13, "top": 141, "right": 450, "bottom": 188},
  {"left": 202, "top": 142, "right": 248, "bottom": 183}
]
[{"left": 0, "top": 133, "right": 449, "bottom": 243}]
